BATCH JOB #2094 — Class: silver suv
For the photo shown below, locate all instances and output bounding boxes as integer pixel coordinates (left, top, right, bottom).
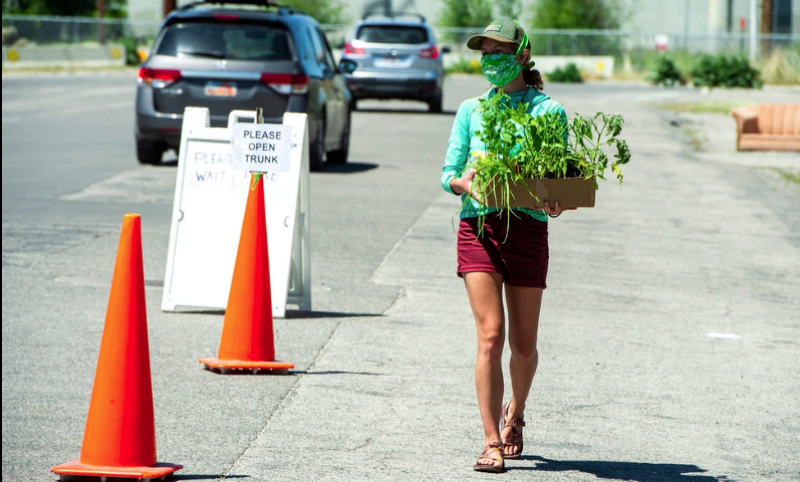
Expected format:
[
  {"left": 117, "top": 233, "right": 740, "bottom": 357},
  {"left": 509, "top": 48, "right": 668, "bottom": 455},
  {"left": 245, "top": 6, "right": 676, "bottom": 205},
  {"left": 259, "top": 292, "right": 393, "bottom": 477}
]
[{"left": 341, "top": 13, "right": 448, "bottom": 113}]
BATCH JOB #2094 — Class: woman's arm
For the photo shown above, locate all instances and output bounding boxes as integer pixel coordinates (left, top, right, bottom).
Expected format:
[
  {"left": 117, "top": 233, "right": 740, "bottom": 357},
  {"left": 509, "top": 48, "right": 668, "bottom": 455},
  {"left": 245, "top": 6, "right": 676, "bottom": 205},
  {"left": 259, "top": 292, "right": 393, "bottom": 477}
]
[{"left": 442, "top": 100, "right": 477, "bottom": 195}]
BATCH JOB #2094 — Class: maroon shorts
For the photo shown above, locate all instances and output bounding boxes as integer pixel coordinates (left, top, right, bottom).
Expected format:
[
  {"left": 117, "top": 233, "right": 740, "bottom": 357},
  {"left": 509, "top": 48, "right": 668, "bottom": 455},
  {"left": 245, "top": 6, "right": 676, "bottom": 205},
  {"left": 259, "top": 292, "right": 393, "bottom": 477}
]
[{"left": 457, "top": 213, "right": 549, "bottom": 288}]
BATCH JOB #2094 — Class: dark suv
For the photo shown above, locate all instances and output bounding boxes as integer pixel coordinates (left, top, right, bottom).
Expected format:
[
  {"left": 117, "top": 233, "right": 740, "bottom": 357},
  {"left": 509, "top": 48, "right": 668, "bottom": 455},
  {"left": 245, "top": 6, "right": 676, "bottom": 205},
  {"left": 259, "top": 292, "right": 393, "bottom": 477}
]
[{"left": 135, "top": 0, "right": 356, "bottom": 170}]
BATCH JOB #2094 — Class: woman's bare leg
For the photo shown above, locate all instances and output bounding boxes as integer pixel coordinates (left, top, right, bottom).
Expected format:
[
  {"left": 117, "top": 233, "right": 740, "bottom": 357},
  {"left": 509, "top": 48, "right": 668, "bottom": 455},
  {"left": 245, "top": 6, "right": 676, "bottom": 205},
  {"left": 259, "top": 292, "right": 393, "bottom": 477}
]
[
  {"left": 502, "top": 284, "right": 543, "bottom": 456},
  {"left": 464, "top": 271, "right": 506, "bottom": 454}
]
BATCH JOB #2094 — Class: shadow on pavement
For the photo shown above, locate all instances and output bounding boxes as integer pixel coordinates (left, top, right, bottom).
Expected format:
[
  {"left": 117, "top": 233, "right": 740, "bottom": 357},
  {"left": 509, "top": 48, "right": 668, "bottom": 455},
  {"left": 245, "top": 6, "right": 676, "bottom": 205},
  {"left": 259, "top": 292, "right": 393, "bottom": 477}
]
[
  {"left": 290, "top": 369, "right": 383, "bottom": 376},
  {"left": 155, "top": 158, "right": 178, "bottom": 167},
  {"left": 509, "top": 456, "right": 728, "bottom": 481},
  {"left": 172, "top": 475, "right": 250, "bottom": 480},
  {"left": 285, "top": 310, "right": 384, "bottom": 318},
  {"left": 320, "top": 162, "right": 379, "bottom": 174},
  {"left": 356, "top": 108, "right": 457, "bottom": 116}
]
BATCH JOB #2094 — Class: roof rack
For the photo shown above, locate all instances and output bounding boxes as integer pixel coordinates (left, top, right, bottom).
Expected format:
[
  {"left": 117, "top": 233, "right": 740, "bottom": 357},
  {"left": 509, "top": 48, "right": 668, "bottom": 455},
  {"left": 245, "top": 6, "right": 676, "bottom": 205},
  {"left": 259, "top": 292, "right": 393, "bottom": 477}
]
[
  {"left": 361, "top": 11, "right": 426, "bottom": 23},
  {"left": 177, "top": 0, "right": 305, "bottom": 16}
]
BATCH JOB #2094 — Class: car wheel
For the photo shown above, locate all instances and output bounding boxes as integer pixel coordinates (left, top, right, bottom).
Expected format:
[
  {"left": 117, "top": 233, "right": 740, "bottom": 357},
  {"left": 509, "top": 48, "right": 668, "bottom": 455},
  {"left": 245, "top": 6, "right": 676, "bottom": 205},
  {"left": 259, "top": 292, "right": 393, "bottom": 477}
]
[
  {"left": 137, "top": 140, "right": 164, "bottom": 165},
  {"left": 327, "top": 111, "right": 350, "bottom": 165},
  {"left": 428, "top": 91, "right": 443, "bottom": 114},
  {"left": 350, "top": 98, "right": 358, "bottom": 112},
  {"left": 310, "top": 119, "right": 325, "bottom": 172}
]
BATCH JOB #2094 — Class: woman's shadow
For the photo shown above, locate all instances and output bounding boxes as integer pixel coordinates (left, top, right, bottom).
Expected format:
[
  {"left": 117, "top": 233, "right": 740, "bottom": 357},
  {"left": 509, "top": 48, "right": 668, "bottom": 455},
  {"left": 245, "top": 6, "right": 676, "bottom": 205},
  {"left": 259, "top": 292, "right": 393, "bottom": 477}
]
[{"left": 508, "top": 455, "right": 730, "bottom": 481}]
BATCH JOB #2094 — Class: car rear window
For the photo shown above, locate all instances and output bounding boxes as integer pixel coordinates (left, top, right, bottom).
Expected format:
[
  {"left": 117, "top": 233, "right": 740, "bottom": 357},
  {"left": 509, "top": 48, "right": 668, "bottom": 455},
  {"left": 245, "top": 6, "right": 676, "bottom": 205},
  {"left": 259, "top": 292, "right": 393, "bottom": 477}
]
[
  {"left": 156, "top": 22, "right": 293, "bottom": 61},
  {"left": 356, "top": 25, "right": 429, "bottom": 45}
]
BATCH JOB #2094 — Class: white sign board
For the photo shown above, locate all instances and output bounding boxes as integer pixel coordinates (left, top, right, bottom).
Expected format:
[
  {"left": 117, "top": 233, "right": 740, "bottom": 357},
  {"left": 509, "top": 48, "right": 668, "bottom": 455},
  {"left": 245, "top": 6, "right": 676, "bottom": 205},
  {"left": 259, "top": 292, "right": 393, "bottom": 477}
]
[
  {"left": 231, "top": 123, "right": 292, "bottom": 173},
  {"left": 162, "top": 107, "right": 311, "bottom": 317}
]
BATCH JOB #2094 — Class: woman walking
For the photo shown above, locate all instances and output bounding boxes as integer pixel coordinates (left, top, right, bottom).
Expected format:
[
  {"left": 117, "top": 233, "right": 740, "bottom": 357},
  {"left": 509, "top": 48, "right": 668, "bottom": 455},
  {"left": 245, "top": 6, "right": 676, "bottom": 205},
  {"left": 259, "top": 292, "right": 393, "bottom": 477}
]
[{"left": 441, "top": 19, "right": 571, "bottom": 473}]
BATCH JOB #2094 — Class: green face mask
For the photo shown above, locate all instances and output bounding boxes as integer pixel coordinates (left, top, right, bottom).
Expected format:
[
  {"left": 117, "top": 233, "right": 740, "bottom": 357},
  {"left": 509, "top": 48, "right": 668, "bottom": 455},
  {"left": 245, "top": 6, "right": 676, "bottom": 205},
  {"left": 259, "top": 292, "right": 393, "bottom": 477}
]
[{"left": 480, "top": 28, "right": 528, "bottom": 86}]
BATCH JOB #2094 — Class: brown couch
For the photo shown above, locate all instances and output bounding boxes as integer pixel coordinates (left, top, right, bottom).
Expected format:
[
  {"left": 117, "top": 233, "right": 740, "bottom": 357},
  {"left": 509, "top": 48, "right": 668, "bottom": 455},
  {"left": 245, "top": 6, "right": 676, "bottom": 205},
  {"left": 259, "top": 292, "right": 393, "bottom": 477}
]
[{"left": 731, "top": 104, "right": 800, "bottom": 151}]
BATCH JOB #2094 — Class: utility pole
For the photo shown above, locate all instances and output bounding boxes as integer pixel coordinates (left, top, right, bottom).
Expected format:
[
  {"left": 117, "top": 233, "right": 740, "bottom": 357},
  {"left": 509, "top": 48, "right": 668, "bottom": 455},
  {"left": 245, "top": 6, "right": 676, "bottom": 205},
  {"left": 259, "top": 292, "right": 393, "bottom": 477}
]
[
  {"left": 97, "top": 0, "right": 105, "bottom": 45},
  {"left": 760, "top": 0, "right": 772, "bottom": 56},
  {"left": 163, "top": 0, "right": 177, "bottom": 19},
  {"left": 749, "top": 0, "right": 758, "bottom": 61}
]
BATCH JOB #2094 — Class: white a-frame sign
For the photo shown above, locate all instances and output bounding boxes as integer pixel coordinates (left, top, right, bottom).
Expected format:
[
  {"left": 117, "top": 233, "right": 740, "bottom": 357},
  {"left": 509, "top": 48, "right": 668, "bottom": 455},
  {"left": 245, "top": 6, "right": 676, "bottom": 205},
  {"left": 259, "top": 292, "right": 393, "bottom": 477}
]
[{"left": 162, "top": 107, "right": 311, "bottom": 317}]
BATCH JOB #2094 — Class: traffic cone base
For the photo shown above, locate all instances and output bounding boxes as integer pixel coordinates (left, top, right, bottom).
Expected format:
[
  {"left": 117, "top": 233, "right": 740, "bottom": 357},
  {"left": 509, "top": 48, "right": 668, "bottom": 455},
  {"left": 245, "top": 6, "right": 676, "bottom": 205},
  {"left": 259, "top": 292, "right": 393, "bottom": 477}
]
[
  {"left": 202, "top": 175, "right": 292, "bottom": 375},
  {"left": 50, "top": 214, "right": 182, "bottom": 480},
  {"left": 51, "top": 460, "right": 182, "bottom": 479},
  {"left": 199, "top": 357, "right": 294, "bottom": 374}
]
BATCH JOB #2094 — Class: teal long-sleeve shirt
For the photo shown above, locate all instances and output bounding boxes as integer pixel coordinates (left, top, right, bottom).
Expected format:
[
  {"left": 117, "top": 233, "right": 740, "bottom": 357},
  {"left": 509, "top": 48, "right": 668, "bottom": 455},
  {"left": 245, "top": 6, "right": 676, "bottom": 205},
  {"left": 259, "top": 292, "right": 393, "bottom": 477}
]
[{"left": 441, "top": 87, "right": 567, "bottom": 222}]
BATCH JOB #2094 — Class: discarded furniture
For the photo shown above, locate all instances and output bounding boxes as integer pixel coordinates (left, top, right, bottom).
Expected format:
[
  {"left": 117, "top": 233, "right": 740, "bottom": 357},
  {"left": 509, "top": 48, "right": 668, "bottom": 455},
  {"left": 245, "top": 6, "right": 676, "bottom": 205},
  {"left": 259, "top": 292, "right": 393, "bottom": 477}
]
[{"left": 731, "top": 104, "right": 800, "bottom": 152}]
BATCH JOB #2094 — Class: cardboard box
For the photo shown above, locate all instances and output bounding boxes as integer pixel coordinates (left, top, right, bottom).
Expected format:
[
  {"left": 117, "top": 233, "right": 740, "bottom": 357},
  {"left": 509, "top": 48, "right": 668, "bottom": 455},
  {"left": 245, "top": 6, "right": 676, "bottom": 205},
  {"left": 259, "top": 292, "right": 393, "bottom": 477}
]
[{"left": 483, "top": 177, "right": 596, "bottom": 209}]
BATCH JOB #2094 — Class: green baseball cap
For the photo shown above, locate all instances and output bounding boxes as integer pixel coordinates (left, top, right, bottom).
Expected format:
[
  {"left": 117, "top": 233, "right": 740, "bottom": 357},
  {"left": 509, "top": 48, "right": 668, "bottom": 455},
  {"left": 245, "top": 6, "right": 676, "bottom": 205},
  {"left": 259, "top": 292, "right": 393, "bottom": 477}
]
[{"left": 467, "top": 19, "right": 529, "bottom": 52}]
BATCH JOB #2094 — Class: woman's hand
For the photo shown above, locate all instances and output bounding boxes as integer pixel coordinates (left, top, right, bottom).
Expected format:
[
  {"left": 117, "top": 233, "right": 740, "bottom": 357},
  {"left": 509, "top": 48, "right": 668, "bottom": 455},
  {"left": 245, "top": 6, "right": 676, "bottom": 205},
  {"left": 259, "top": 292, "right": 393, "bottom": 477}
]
[
  {"left": 543, "top": 201, "right": 576, "bottom": 216},
  {"left": 451, "top": 169, "right": 482, "bottom": 202}
]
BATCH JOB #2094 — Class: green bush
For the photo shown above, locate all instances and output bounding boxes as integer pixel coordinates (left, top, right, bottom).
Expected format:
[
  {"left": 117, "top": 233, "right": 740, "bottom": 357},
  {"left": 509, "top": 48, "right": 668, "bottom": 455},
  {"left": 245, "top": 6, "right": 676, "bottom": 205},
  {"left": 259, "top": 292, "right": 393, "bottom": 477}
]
[
  {"left": 649, "top": 56, "right": 685, "bottom": 86},
  {"left": 690, "top": 54, "right": 762, "bottom": 88},
  {"left": 118, "top": 37, "right": 140, "bottom": 66},
  {"left": 548, "top": 63, "right": 583, "bottom": 83},
  {"left": 529, "top": 0, "right": 623, "bottom": 56}
]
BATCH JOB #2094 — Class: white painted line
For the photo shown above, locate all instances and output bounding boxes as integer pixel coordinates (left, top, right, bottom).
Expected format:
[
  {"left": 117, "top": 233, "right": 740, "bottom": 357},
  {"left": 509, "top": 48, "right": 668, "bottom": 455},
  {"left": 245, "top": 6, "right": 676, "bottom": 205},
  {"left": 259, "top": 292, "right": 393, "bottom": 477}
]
[{"left": 706, "top": 333, "right": 742, "bottom": 339}]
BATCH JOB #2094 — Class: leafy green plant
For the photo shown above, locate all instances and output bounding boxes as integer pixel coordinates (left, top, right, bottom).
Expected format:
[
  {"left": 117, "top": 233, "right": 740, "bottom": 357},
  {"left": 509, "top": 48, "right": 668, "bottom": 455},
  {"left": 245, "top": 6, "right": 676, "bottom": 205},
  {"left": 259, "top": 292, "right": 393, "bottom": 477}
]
[
  {"left": 547, "top": 63, "right": 583, "bottom": 82},
  {"left": 649, "top": 55, "right": 685, "bottom": 86},
  {"left": 690, "top": 54, "right": 762, "bottom": 88},
  {"left": 465, "top": 91, "right": 630, "bottom": 226}
]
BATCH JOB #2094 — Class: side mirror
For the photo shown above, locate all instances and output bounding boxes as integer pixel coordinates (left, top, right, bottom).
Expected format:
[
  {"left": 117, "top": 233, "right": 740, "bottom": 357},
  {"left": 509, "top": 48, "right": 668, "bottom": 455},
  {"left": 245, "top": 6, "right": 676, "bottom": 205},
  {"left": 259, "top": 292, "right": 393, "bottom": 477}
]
[
  {"left": 442, "top": 46, "right": 452, "bottom": 54},
  {"left": 336, "top": 42, "right": 345, "bottom": 49},
  {"left": 339, "top": 58, "right": 357, "bottom": 74}
]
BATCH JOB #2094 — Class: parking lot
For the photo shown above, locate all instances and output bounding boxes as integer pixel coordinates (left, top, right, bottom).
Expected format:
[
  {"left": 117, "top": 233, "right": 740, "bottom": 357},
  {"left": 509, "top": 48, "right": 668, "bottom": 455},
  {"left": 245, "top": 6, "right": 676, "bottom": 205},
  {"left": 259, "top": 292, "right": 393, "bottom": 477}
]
[{"left": 3, "top": 72, "right": 800, "bottom": 481}]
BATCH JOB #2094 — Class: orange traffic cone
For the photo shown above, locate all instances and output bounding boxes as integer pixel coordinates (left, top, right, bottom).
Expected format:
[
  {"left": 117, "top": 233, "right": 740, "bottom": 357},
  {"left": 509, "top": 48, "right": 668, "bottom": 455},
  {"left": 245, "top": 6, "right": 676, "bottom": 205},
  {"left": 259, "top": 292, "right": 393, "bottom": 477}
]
[
  {"left": 51, "top": 214, "right": 181, "bottom": 480},
  {"left": 200, "top": 175, "right": 294, "bottom": 374}
]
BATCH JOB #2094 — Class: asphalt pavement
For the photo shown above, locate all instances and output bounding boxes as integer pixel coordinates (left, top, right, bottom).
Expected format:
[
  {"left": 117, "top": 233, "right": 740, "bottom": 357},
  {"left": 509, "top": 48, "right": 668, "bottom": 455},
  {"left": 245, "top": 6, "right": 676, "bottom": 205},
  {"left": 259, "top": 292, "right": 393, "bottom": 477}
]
[{"left": 2, "top": 72, "right": 799, "bottom": 481}]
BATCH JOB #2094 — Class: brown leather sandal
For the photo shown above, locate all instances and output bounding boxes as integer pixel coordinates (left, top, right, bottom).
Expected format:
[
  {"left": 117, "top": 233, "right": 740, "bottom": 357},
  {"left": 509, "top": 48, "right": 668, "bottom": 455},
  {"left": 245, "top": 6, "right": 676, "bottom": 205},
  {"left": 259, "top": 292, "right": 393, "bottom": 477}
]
[
  {"left": 473, "top": 441, "right": 505, "bottom": 473},
  {"left": 500, "top": 401, "right": 525, "bottom": 459}
]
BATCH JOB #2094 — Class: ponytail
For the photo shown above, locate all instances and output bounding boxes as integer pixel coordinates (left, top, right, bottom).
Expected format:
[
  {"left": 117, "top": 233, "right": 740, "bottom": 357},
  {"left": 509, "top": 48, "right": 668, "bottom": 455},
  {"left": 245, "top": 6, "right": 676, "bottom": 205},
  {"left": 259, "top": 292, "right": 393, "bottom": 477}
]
[{"left": 523, "top": 65, "right": 544, "bottom": 90}]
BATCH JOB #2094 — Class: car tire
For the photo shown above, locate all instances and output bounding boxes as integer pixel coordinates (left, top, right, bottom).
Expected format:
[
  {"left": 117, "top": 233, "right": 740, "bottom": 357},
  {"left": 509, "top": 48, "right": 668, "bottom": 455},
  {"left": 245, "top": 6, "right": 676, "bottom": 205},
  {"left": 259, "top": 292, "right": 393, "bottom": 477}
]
[
  {"left": 428, "top": 90, "right": 443, "bottom": 113},
  {"left": 310, "top": 119, "right": 325, "bottom": 172},
  {"left": 137, "top": 140, "right": 164, "bottom": 165},
  {"left": 350, "top": 98, "right": 358, "bottom": 112},
  {"left": 327, "top": 111, "right": 350, "bottom": 165}
]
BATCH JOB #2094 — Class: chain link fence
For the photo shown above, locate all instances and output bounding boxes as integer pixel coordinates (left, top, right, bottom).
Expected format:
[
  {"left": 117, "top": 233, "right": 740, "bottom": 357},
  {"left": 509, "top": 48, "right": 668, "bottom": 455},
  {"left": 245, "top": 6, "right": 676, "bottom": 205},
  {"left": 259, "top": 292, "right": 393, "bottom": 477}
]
[
  {"left": 3, "top": 14, "right": 798, "bottom": 70},
  {"left": 2, "top": 14, "right": 161, "bottom": 46}
]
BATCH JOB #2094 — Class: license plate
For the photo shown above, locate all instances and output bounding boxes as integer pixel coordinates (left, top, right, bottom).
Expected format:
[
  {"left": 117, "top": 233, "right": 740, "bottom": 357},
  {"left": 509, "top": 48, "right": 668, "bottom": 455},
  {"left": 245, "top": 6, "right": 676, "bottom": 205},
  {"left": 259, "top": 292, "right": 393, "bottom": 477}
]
[
  {"left": 374, "top": 58, "right": 405, "bottom": 68},
  {"left": 204, "top": 81, "right": 237, "bottom": 97}
]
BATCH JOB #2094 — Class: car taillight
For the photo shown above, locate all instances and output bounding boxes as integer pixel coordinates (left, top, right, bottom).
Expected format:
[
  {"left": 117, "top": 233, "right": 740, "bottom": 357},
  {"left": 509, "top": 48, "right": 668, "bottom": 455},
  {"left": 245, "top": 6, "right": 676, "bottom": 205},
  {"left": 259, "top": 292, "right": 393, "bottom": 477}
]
[
  {"left": 260, "top": 73, "right": 309, "bottom": 94},
  {"left": 138, "top": 67, "right": 182, "bottom": 85},
  {"left": 418, "top": 45, "right": 440, "bottom": 59},
  {"left": 344, "top": 42, "right": 366, "bottom": 56}
]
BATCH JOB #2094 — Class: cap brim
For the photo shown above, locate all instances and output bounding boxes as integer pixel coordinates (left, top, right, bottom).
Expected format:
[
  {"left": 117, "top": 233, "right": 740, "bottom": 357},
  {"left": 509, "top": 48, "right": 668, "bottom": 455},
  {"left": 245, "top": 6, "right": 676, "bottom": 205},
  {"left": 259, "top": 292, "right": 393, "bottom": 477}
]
[{"left": 466, "top": 33, "right": 518, "bottom": 50}]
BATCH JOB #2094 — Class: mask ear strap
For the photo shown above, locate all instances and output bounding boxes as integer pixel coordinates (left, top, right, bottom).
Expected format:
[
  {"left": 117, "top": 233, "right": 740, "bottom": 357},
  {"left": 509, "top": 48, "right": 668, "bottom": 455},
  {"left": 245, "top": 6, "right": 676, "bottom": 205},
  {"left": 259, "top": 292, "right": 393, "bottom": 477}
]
[{"left": 514, "top": 20, "right": 528, "bottom": 57}]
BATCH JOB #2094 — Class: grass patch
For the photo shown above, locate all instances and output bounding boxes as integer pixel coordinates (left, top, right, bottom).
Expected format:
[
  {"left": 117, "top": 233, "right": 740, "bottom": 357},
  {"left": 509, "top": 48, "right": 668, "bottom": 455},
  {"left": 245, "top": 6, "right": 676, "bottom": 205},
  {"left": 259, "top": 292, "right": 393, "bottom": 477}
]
[
  {"left": 660, "top": 101, "right": 753, "bottom": 115},
  {"left": 764, "top": 167, "right": 800, "bottom": 186},
  {"left": 682, "top": 126, "right": 707, "bottom": 151}
]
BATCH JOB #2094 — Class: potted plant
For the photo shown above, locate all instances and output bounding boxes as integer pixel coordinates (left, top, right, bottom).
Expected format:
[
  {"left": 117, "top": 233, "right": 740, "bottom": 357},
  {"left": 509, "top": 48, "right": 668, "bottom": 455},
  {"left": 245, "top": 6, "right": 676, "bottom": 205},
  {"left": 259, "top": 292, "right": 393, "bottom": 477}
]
[{"left": 468, "top": 90, "right": 630, "bottom": 218}]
